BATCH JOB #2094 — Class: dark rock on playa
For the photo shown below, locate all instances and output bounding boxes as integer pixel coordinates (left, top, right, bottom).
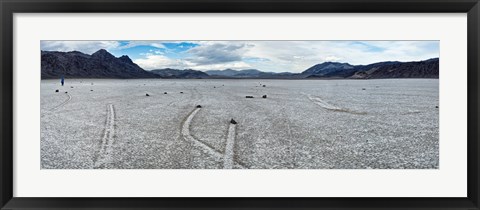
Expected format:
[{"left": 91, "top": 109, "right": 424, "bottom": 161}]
[
  {"left": 230, "top": 119, "right": 237, "bottom": 124},
  {"left": 246, "top": 96, "right": 254, "bottom": 98},
  {"left": 436, "top": 106, "right": 439, "bottom": 108},
  {"left": 262, "top": 95, "right": 267, "bottom": 98},
  {"left": 55, "top": 89, "right": 59, "bottom": 93},
  {"left": 71, "top": 86, "right": 74, "bottom": 88},
  {"left": 90, "top": 90, "right": 93, "bottom": 91},
  {"left": 180, "top": 92, "right": 183, "bottom": 94},
  {"left": 262, "top": 85, "right": 266, "bottom": 87},
  {"left": 146, "top": 93, "right": 150, "bottom": 96},
  {"left": 164, "top": 92, "right": 167, "bottom": 94},
  {"left": 196, "top": 105, "right": 202, "bottom": 108},
  {"left": 65, "top": 91, "right": 68, "bottom": 93}
]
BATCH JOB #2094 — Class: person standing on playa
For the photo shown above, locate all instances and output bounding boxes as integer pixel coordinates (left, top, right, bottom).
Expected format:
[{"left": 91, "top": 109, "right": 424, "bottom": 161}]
[{"left": 61, "top": 76, "right": 64, "bottom": 86}]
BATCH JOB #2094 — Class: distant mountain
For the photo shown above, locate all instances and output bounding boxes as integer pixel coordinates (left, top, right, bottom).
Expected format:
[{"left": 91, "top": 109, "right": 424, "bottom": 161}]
[
  {"left": 205, "top": 69, "right": 296, "bottom": 78},
  {"left": 150, "top": 68, "right": 209, "bottom": 79},
  {"left": 41, "top": 49, "right": 160, "bottom": 79},
  {"left": 301, "top": 62, "right": 355, "bottom": 77},
  {"left": 302, "top": 58, "right": 439, "bottom": 79},
  {"left": 41, "top": 49, "right": 439, "bottom": 80},
  {"left": 205, "top": 69, "right": 262, "bottom": 77}
]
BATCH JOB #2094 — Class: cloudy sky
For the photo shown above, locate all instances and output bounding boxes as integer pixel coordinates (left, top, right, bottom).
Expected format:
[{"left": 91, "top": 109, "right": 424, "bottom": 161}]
[{"left": 41, "top": 40, "right": 439, "bottom": 73}]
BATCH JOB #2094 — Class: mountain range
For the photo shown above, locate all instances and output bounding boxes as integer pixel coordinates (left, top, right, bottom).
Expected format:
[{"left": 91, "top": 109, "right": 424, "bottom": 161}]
[
  {"left": 41, "top": 49, "right": 439, "bottom": 79},
  {"left": 150, "top": 68, "right": 210, "bottom": 79},
  {"left": 41, "top": 49, "right": 159, "bottom": 79}
]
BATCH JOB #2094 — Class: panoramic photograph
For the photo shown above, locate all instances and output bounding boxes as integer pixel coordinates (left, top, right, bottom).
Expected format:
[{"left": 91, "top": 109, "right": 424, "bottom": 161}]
[{"left": 40, "top": 40, "right": 439, "bottom": 169}]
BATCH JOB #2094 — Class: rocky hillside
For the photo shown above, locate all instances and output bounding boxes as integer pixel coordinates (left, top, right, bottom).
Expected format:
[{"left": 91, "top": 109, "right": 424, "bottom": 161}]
[
  {"left": 301, "top": 62, "right": 356, "bottom": 77},
  {"left": 41, "top": 49, "right": 160, "bottom": 79},
  {"left": 303, "top": 58, "right": 439, "bottom": 79},
  {"left": 349, "top": 58, "right": 439, "bottom": 79}
]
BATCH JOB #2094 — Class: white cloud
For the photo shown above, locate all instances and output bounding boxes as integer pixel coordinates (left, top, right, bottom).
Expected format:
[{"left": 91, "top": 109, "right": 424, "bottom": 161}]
[
  {"left": 241, "top": 41, "right": 438, "bottom": 72},
  {"left": 186, "top": 42, "right": 250, "bottom": 64},
  {"left": 116, "top": 41, "right": 166, "bottom": 50},
  {"left": 40, "top": 41, "right": 120, "bottom": 54},
  {"left": 324, "top": 55, "right": 342, "bottom": 62},
  {"left": 193, "top": 62, "right": 251, "bottom": 70},
  {"left": 134, "top": 54, "right": 251, "bottom": 71},
  {"left": 134, "top": 55, "right": 193, "bottom": 70},
  {"left": 42, "top": 40, "right": 439, "bottom": 73}
]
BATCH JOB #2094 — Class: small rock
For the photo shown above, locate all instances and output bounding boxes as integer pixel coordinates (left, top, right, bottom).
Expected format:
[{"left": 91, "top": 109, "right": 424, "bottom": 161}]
[
  {"left": 146, "top": 93, "right": 150, "bottom": 96},
  {"left": 196, "top": 105, "right": 202, "bottom": 108},
  {"left": 362, "top": 88, "right": 366, "bottom": 90},
  {"left": 262, "top": 95, "right": 267, "bottom": 98},
  {"left": 55, "top": 89, "right": 59, "bottom": 93},
  {"left": 246, "top": 96, "right": 254, "bottom": 98},
  {"left": 214, "top": 86, "right": 216, "bottom": 88},
  {"left": 180, "top": 92, "right": 183, "bottom": 94},
  {"left": 230, "top": 119, "right": 237, "bottom": 124},
  {"left": 65, "top": 91, "right": 68, "bottom": 93},
  {"left": 90, "top": 90, "right": 93, "bottom": 91},
  {"left": 435, "top": 105, "right": 439, "bottom": 108},
  {"left": 164, "top": 92, "right": 167, "bottom": 94},
  {"left": 70, "top": 86, "right": 74, "bottom": 88},
  {"left": 262, "top": 85, "right": 266, "bottom": 87}
]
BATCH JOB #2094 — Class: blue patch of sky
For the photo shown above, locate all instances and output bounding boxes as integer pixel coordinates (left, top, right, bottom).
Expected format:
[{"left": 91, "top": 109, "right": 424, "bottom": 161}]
[
  {"left": 161, "top": 42, "right": 199, "bottom": 59},
  {"left": 117, "top": 41, "right": 130, "bottom": 47},
  {"left": 422, "top": 41, "right": 440, "bottom": 56},
  {"left": 109, "top": 41, "right": 200, "bottom": 60},
  {"left": 162, "top": 42, "right": 199, "bottom": 51}
]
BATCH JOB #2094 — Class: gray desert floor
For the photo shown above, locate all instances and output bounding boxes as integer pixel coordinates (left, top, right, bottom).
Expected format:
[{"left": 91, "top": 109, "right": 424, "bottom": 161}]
[{"left": 41, "top": 79, "right": 439, "bottom": 169}]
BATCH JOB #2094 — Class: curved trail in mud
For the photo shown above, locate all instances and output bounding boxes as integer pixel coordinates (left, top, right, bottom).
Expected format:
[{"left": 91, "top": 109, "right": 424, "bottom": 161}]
[
  {"left": 305, "top": 94, "right": 367, "bottom": 115},
  {"left": 181, "top": 107, "right": 224, "bottom": 161},
  {"left": 94, "top": 104, "right": 116, "bottom": 169},
  {"left": 181, "top": 107, "right": 244, "bottom": 169},
  {"left": 50, "top": 92, "right": 72, "bottom": 111}
]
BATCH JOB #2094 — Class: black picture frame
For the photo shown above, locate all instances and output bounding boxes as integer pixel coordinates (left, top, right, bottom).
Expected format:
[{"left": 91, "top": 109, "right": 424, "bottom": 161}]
[{"left": 1, "top": 0, "right": 479, "bottom": 209}]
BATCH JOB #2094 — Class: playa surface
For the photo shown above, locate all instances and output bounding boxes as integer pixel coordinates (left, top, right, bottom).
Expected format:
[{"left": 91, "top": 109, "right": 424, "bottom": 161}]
[{"left": 41, "top": 79, "right": 439, "bottom": 169}]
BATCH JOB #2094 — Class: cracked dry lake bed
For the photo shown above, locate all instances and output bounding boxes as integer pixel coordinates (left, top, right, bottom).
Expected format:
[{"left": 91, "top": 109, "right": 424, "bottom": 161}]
[{"left": 41, "top": 79, "right": 439, "bottom": 169}]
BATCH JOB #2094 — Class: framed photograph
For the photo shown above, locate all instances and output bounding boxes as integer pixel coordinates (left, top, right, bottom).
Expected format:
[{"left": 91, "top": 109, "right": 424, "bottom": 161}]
[{"left": 1, "top": 0, "right": 479, "bottom": 209}]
